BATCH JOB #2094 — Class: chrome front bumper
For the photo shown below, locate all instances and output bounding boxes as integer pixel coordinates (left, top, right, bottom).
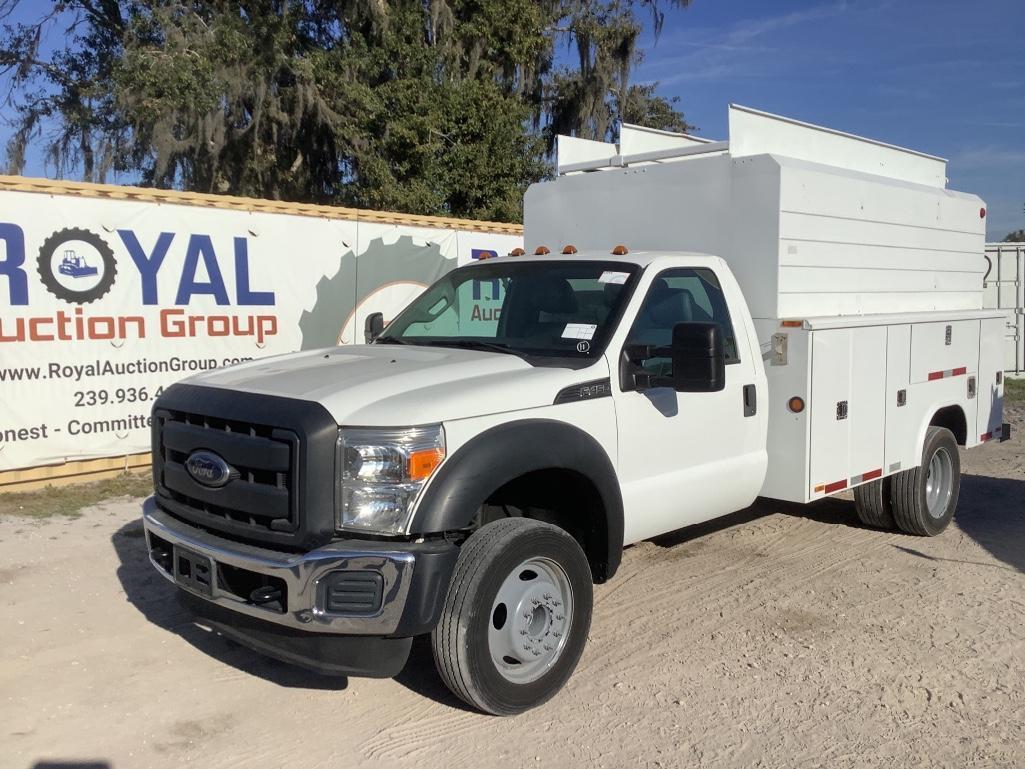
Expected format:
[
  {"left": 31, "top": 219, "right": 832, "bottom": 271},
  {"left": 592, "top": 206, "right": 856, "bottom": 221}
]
[{"left": 142, "top": 498, "right": 415, "bottom": 635}]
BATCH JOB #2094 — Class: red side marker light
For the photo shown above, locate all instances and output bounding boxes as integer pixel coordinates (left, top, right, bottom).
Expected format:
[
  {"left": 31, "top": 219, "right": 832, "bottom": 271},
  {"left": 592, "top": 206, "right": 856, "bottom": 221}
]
[{"left": 980, "top": 207, "right": 987, "bottom": 219}]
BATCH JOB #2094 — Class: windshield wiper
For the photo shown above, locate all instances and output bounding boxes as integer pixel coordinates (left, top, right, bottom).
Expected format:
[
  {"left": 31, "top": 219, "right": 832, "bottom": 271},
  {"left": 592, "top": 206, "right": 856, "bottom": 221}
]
[
  {"left": 373, "top": 336, "right": 411, "bottom": 345},
  {"left": 421, "top": 339, "right": 523, "bottom": 357}
]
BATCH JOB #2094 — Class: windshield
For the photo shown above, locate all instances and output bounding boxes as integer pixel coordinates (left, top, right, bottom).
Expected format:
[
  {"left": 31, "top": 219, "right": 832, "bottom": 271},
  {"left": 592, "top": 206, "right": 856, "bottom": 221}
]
[{"left": 379, "top": 260, "right": 640, "bottom": 359}]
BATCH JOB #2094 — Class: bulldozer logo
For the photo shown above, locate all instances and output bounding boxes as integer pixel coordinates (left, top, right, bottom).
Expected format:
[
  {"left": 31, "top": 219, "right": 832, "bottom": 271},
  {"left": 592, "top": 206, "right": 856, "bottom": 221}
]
[{"left": 37, "top": 228, "right": 117, "bottom": 304}]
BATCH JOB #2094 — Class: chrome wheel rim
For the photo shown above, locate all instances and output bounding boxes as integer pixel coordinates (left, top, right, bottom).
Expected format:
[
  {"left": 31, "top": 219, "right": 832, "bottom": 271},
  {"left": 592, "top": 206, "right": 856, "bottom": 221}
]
[
  {"left": 488, "top": 557, "right": 573, "bottom": 684},
  {"left": 925, "top": 447, "right": 954, "bottom": 519}
]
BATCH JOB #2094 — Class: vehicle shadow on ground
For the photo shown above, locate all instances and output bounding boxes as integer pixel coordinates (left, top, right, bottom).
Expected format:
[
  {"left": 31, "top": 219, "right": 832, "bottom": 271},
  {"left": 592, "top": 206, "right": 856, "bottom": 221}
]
[
  {"left": 392, "top": 636, "right": 478, "bottom": 712},
  {"left": 951, "top": 473, "right": 1025, "bottom": 573},
  {"left": 111, "top": 519, "right": 349, "bottom": 691},
  {"left": 768, "top": 473, "right": 1025, "bottom": 574}
]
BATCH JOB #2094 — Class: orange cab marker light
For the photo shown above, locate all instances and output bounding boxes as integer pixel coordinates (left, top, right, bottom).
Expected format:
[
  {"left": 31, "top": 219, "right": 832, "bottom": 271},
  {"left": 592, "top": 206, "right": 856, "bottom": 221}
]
[
  {"left": 611, "top": 244, "right": 629, "bottom": 255},
  {"left": 534, "top": 246, "right": 551, "bottom": 255},
  {"left": 409, "top": 447, "right": 445, "bottom": 481},
  {"left": 509, "top": 247, "right": 526, "bottom": 257},
  {"left": 562, "top": 245, "right": 578, "bottom": 254},
  {"left": 780, "top": 320, "right": 803, "bottom": 328}
]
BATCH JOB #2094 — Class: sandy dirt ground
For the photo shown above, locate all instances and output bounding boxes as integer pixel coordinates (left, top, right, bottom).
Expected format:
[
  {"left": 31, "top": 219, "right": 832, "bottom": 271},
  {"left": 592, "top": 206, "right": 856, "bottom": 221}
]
[{"left": 3, "top": 409, "right": 1024, "bottom": 769}]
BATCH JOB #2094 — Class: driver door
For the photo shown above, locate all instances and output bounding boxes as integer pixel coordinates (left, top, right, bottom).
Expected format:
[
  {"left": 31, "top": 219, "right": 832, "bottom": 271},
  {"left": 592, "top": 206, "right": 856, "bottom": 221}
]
[{"left": 613, "top": 266, "right": 765, "bottom": 544}]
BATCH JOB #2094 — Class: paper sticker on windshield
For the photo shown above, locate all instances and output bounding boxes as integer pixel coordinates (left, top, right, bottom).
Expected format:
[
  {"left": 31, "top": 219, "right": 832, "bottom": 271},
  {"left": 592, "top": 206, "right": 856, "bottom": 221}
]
[
  {"left": 562, "top": 323, "right": 597, "bottom": 341},
  {"left": 598, "top": 271, "right": 629, "bottom": 285}
]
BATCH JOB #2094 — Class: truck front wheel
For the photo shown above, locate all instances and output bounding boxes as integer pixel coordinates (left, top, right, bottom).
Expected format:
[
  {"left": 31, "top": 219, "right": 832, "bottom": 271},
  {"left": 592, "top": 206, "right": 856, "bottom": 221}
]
[
  {"left": 431, "top": 517, "right": 593, "bottom": 715},
  {"left": 890, "top": 426, "right": 961, "bottom": 536}
]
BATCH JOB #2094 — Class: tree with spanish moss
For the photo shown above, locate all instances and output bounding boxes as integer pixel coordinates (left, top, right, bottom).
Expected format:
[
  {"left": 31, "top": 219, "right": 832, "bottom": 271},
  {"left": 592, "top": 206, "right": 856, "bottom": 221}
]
[{"left": 0, "top": 0, "right": 692, "bottom": 221}]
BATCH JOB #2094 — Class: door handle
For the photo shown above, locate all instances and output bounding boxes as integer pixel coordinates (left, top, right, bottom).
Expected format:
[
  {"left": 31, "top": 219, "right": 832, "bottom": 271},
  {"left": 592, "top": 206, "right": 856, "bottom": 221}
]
[{"left": 743, "top": 384, "right": 757, "bottom": 417}]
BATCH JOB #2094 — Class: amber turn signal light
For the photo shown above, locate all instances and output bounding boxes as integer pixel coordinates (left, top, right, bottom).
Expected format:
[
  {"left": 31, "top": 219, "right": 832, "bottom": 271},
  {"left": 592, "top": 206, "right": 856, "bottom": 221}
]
[
  {"left": 787, "top": 396, "right": 805, "bottom": 413},
  {"left": 408, "top": 447, "right": 445, "bottom": 481}
]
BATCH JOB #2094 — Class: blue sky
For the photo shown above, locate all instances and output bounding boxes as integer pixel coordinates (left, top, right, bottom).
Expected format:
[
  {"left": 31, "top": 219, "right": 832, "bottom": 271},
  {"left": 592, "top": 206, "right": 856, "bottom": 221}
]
[
  {"left": 634, "top": 0, "right": 1025, "bottom": 240},
  {"left": 2, "top": 0, "right": 1022, "bottom": 238}
]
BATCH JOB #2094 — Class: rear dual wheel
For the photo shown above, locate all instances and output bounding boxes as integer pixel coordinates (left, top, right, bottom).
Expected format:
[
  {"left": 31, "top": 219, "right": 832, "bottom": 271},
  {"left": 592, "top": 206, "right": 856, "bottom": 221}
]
[{"left": 854, "top": 426, "right": 960, "bottom": 536}]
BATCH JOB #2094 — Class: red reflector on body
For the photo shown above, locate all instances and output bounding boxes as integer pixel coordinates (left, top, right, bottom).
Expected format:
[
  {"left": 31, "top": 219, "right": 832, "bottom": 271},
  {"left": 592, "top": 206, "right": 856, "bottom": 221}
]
[
  {"left": 928, "top": 367, "right": 967, "bottom": 381},
  {"left": 862, "top": 468, "right": 883, "bottom": 482},
  {"left": 824, "top": 479, "right": 848, "bottom": 493}
]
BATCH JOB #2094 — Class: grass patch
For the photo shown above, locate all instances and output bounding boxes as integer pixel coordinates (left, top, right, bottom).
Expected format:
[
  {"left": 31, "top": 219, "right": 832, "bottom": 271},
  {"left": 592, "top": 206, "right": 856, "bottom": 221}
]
[
  {"left": 0, "top": 472, "right": 152, "bottom": 520},
  {"left": 1006, "top": 377, "right": 1025, "bottom": 403}
]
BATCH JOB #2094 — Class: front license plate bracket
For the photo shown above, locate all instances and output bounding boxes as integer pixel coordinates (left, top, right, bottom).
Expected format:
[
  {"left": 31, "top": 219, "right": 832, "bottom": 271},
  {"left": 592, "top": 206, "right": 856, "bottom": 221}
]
[{"left": 173, "top": 545, "right": 215, "bottom": 597}]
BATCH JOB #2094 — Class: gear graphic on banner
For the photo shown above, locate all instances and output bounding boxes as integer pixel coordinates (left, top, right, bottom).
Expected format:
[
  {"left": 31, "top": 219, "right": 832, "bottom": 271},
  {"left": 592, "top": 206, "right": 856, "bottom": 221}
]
[
  {"left": 36, "top": 227, "right": 118, "bottom": 304},
  {"left": 299, "top": 235, "right": 456, "bottom": 350}
]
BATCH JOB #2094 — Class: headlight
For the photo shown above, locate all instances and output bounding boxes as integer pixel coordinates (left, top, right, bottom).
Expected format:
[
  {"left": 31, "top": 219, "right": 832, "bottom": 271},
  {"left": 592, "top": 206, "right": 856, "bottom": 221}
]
[{"left": 337, "top": 425, "right": 445, "bottom": 534}]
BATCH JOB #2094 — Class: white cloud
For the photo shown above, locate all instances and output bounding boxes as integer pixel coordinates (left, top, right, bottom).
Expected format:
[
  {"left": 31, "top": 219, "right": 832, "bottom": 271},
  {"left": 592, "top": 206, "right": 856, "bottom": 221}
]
[
  {"left": 638, "top": 2, "right": 852, "bottom": 85},
  {"left": 951, "top": 147, "right": 1025, "bottom": 170}
]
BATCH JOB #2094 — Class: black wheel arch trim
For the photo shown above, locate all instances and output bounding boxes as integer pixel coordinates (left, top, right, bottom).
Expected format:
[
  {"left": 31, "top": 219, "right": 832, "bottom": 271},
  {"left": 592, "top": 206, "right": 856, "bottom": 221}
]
[{"left": 410, "top": 418, "right": 624, "bottom": 581}]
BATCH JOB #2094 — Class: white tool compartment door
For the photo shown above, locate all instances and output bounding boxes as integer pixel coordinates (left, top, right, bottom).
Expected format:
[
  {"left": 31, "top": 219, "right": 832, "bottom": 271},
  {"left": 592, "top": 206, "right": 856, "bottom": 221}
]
[
  {"left": 884, "top": 324, "right": 915, "bottom": 473},
  {"left": 848, "top": 326, "right": 887, "bottom": 478},
  {"left": 809, "top": 329, "right": 851, "bottom": 491},
  {"left": 910, "top": 321, "right": 980, "bottom": 383},
  {"left": 977, "top": 315, "right": 1006, "bottom": 441}
]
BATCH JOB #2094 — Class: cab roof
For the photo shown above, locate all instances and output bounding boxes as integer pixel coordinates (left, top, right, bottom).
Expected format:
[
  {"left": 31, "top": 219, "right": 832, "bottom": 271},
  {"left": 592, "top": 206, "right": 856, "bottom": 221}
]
[{"left": 464, "top": 249, "right": 722, "bottom": 269}]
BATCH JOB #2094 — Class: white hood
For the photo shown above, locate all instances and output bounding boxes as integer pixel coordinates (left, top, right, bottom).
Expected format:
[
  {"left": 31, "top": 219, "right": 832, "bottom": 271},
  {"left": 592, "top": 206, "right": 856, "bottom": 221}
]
[{"left": 186, "top": 345, "right": 602, "bottom": 425}]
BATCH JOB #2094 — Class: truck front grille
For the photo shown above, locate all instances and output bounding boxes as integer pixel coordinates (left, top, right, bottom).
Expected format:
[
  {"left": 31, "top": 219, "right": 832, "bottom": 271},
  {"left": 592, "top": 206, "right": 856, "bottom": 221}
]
[
  {"left": 151, "top": 384, "right": 340, "bottom": 551},
  {"left": 154, "top": 408, "right": 300, "bottom": 537}
]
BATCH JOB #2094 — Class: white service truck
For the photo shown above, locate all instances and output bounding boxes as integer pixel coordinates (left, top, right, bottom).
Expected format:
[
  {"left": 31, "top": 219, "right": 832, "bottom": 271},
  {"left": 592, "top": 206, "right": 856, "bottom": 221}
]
[{"left": 142, "top": 105, "right": 1008, "bottom": 715}]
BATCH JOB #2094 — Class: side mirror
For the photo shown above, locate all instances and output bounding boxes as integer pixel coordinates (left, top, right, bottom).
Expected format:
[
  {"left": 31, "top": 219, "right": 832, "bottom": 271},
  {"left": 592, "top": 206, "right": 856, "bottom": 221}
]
[
  {"left": 671, "top": 322, "right": 725, "bottom": 392},
  {"left": 364, "top": 312, "right": 385, "bottom": 343}
]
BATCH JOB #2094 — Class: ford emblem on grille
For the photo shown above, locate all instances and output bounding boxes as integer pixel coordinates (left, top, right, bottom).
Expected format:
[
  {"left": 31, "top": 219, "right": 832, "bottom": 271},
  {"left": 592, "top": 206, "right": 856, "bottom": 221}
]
[{"left": 184, "top": 450, "right": 236, "bottom": 488}]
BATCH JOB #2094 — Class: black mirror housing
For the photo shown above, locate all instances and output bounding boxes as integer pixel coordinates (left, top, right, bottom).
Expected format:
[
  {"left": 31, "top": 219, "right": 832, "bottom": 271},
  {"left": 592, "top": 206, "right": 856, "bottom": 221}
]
[
  {"left": 364, "top": 312, "right": 385, "bottom": 343},
  {"left": 671, "top": 322, "right": 725, "bottom": 392}
]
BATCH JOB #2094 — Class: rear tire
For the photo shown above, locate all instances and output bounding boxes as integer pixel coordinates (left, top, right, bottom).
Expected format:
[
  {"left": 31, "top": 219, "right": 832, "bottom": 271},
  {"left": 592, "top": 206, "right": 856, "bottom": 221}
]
[
  {"left": 890, "top": 426, "right": 960, "bottom": 536},
  {"left": 431, "top": 518, "right": 593, "bottom": 716},
  {"left": 853, "top": 478, "right": 896, "bottom": 529}
]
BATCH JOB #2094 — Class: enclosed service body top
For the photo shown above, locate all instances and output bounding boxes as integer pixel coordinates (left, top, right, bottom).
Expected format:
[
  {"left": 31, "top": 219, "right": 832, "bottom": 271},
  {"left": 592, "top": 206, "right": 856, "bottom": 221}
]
[{"left": 525, "top": 105, "right": 987, "bottom": 322}]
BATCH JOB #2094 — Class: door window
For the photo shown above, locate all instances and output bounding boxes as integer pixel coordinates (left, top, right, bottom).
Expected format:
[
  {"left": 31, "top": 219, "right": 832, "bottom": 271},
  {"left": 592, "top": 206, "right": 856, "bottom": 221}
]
[{"left": 626, "top": 268, "right": 739, "bottom": 377}]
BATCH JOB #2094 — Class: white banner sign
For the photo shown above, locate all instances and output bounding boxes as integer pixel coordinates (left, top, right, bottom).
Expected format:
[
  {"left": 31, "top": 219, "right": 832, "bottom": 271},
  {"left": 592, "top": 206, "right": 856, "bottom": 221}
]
[{"left": 0, "top": 190, "right": 521, "bottom": 471}]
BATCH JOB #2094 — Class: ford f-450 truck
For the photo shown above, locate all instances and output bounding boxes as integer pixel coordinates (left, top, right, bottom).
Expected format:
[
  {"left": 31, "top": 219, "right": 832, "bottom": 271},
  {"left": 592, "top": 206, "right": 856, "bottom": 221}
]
[{"left": 142, "top": 106, "right": 1008, "bottom": 715}]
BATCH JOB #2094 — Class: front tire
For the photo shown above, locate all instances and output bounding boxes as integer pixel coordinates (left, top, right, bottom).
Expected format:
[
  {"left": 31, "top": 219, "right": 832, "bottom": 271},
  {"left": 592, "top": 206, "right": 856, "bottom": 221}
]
[
  {"left": 890, "top": 426, "right": 961, "bottom": 536},
  {"left": 431, "top": 518, "right": 593, "bottom": 715}
]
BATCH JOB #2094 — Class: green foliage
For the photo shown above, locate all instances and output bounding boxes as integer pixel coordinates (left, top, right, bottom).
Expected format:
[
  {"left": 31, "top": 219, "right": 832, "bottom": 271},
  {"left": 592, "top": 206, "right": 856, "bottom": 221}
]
[
  {"left": 0, "top": 0, "right": 692, "bottom": 222},
  {"left": 1005, "top": 230, "right": 1025, "bottom": 243},
  {"left": 1005, "top": 376, "right": 1025, "bottom": 403}
]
